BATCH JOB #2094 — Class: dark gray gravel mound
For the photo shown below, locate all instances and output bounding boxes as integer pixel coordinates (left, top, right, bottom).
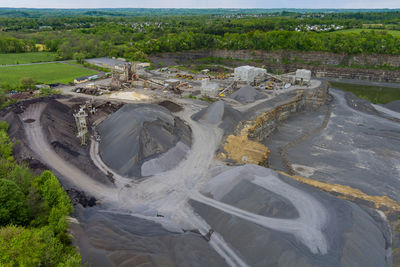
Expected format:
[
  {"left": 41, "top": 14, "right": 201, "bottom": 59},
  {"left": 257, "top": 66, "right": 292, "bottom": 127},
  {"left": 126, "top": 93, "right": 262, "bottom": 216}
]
[
  {"left": 71, "top": 207, "right": 226, "bottom": 267},
  {"left": 229, "top": 85, "right": 263, "bottom": 103},
  {"left": 98, "top": 104, "right": 191, "bottom": 177},
  {"left": 191, "top": 165, "right": 389, "bottom": 267},
  {"left": 158, "top": 100, "right": 183, "bottom": 113},
  {"left": 221, "top": 179, "right": 300, "bottom": 219},
  {"left": 384, "top": 100, "right": 400, "bottom": 112}
]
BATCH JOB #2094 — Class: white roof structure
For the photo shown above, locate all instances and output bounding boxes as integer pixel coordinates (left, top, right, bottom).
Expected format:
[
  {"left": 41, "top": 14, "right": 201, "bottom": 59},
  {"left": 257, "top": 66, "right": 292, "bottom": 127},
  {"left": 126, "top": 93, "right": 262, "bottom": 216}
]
[
  {"left": 295, "top": 69, "right": 312, "bottom": 83},
  {"left": 234, "top": 65, "right": 267, "bottom": 84},
  {"left": 201, "top": 79, "right": 220, "bottom": 98}
]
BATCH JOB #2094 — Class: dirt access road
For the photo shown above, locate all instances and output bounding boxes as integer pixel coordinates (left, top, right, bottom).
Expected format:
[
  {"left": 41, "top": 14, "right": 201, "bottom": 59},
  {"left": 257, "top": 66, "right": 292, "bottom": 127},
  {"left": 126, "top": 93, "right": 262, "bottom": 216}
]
[
  {"left": 19, "top": 103, "right": 117, "bottom": 202},
  {"left": 19, "top": 86, "right": 333, "bottom": 266}
]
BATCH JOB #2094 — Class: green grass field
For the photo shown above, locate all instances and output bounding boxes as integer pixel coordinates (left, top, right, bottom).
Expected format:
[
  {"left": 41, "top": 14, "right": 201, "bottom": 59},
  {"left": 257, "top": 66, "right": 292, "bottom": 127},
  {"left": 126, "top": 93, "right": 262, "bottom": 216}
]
[
  {"left": 335, "top": 28, "right": 400, "bottom": 37},
  {"left": 0, "top": 52, "right": 58, "bottom": 65},
  {"left": 0, "top": 63, "right": 98, "bottom": 87},
  {"left": 329, "top": 81, "right": 400, "bottom": 104}
]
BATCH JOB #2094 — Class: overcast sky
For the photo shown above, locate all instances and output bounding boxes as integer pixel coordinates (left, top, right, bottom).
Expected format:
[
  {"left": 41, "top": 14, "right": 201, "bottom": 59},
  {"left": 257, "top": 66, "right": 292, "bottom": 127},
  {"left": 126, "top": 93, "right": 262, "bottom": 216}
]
[{"left": 0, "top": 0, "right": 399, "bottom": 9}]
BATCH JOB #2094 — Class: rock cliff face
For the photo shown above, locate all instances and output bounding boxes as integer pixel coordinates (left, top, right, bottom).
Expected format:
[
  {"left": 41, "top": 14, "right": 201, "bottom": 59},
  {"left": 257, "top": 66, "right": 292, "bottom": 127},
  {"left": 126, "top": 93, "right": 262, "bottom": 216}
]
[
  {"left": 151, "top": 50, "right": 400, "bottom": 82},
  {"left": 247, "top": 85, "right": 328, "bottom": 142},
  {"left": 212, "top": 50, "right": 400, "bottom": 68},
  {"left": 217, "top": 83, "right": 328, "bottom": 166}
]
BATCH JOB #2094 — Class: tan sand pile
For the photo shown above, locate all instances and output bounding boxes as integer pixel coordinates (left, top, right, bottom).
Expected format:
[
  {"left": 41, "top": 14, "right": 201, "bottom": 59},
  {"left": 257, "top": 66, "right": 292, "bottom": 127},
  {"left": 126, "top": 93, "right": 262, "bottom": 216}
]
[{"left": 109, "top": 91, "right": 150, "bottom": 101}]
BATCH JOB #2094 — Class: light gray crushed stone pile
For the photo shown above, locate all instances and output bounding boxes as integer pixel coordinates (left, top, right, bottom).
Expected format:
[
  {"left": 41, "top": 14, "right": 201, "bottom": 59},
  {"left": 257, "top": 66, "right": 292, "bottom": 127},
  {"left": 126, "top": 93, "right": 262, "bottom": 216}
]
[
  {"left": 228, "top": 85, "right": 264, "bottom": 103},
  {"left": 191, "top": 101, "right": 244, "bottom": 134},
  {"left": 97, "top": 104, "right": 191, "bottom": 178}
]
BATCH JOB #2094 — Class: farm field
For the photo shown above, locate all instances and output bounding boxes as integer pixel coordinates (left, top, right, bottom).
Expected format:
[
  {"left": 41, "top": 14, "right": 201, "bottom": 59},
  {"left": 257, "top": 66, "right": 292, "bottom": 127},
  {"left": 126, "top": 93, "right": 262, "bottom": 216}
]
[
  {"left": 336, "top": 28, "right": 400, "bottom": 37},
  {"left": 329, "top": 81, "right": 400, "bottom": 104},
  {"left": 0, "top": 52, "right": 58, "bottom": 65},
  {"left": 0, "top": 63, "right": 98, "bottom": 87}
]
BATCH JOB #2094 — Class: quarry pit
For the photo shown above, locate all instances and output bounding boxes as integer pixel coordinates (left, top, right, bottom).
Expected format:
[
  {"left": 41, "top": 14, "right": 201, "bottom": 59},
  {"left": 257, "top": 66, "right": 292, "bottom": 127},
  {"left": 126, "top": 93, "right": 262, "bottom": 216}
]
[{"left": 2, "top": 63, "right": 400, "bottom": 267}]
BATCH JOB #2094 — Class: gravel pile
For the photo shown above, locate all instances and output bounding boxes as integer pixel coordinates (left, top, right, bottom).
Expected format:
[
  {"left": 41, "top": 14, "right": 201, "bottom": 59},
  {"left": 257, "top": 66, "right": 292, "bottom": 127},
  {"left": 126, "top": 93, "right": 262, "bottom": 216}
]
[
  {"left": 229, "top": 85, "right": 263, "bottom": 103},
  {"left": 192, "top": 101, "right": 243, "bottom": 134},
  {"left": 191, "top": 165, "right": 390, "bottom": 267},
  {"left": 98, "top": 104, "right": 191, "bottom": 177}
]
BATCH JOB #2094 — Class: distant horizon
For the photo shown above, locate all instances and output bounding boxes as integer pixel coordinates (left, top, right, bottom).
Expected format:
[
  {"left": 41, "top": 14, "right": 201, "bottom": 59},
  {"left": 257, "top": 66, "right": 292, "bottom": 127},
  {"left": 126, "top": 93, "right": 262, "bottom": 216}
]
[
  {"left": 0, "top": 0, "right": 398, "bottom": 9},
  {"left": 1, "top": 7, "right": 400, "bottom": 10}
]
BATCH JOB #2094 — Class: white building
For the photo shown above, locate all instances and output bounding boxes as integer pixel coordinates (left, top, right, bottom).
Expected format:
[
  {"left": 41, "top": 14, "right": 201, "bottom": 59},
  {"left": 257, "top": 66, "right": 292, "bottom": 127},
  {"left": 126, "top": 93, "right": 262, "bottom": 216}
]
[
  {"left": 201, "top": 79, "right": 220, "bottom": 98},
  {"left": 295, "top": 69, "right": 312, "bottom": 83},
  {"left": 234, "top": 66, "right": 267, "bottom": 84}
]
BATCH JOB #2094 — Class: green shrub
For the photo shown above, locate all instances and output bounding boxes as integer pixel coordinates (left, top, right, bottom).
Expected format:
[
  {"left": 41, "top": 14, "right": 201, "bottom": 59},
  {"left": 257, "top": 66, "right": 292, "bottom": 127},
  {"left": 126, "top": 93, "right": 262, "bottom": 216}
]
[
  {"left": 36, "top": 171, "right": 73, "bottom": 234},
  {"left": 0, "top": 130, "right": 13, "bottom": 160},
  {"left": 19, "top": 77, "right": 37, "bottom": 90},
  {"left": 0, "top": 225, "right": 81, "bottom": 266},
  {"left": 0, "top": 179, "right": 29, "bottom": 226},
  {"left": 0, "top": 122, "right": 80, "bottom": 265}
]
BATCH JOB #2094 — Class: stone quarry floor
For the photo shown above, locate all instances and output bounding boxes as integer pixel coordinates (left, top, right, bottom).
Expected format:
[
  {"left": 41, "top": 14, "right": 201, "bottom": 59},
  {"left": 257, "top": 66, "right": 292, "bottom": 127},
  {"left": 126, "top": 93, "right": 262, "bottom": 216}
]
[{"left": 2, "top": 81, "right": 400, "bottom": 266}]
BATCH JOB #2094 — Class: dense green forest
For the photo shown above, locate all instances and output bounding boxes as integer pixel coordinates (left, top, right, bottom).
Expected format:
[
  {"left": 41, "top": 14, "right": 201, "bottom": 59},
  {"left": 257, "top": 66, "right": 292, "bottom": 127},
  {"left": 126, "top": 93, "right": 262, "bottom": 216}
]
[
  {"left": 0, "top": 121, "right": 81, "bottom": 266},
  {"left": 1, "top": 9, "right": 400, "bottom": 62}
]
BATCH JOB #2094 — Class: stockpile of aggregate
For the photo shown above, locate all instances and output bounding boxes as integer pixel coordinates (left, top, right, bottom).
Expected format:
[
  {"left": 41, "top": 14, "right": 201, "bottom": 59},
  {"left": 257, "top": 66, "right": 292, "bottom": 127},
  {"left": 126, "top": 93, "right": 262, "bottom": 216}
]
[
  {"left": 192, "top": 101, "right": 243, "bottom": 134},
  {"left": 98, "top": 104, "right": 191, "bottom": 177},
  {"left": 384, "top": 100, "right": 400, "bottom": 112},
  {"left": 190, "top": 165, "right": 390, "bottom": 267},
  {"left": 71, "top": 206, "right": 226, "bottom": 267},
  {"left": 229, "top": 85, "right": 264, "bottom": 104}
]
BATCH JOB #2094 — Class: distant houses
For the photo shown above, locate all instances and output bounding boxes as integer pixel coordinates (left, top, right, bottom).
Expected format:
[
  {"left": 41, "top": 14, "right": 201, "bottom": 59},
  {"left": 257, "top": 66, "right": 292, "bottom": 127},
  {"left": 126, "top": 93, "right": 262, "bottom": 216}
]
[{"left": 295, "top": 24, "right": 344, "bottom": 32}]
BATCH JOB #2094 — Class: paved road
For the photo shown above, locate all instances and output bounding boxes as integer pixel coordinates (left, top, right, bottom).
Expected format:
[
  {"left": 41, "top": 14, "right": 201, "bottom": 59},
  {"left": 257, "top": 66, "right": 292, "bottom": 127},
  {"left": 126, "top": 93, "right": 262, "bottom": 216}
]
[
  {"left": 0, "top": 60, "right": 74, "bottom": 67},
  {"left": 0, "top": 60, "right": 103, "bottom": 77}
]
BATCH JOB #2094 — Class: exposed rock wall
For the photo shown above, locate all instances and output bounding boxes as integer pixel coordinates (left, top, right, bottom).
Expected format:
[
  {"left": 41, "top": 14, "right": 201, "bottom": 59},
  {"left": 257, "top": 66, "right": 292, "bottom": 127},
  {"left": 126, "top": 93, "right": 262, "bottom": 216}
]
[
  {"left": 247, "top": 84, "right": 328, "bottom": 143},
  {"left": 315, "top": 68, "right": 400, "bottom": 83},
  {"left": 218, "top": 83, "right": 328, "bottom": 166},
  {"left": 209, "top": 50, "right": 400, "bottom": 67}
]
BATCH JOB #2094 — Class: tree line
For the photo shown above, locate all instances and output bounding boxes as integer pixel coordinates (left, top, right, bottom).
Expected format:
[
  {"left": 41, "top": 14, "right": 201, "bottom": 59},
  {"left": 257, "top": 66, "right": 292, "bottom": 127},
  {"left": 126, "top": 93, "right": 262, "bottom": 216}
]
[
  {"left": 1, "top": 29, "right": 400, "bottom": 64},
  {"left": 0, "top": 121, "right": 81, "bottom": 266},
  {"left": 1, "top": 11, "right": 400, "bottom": 62}
]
